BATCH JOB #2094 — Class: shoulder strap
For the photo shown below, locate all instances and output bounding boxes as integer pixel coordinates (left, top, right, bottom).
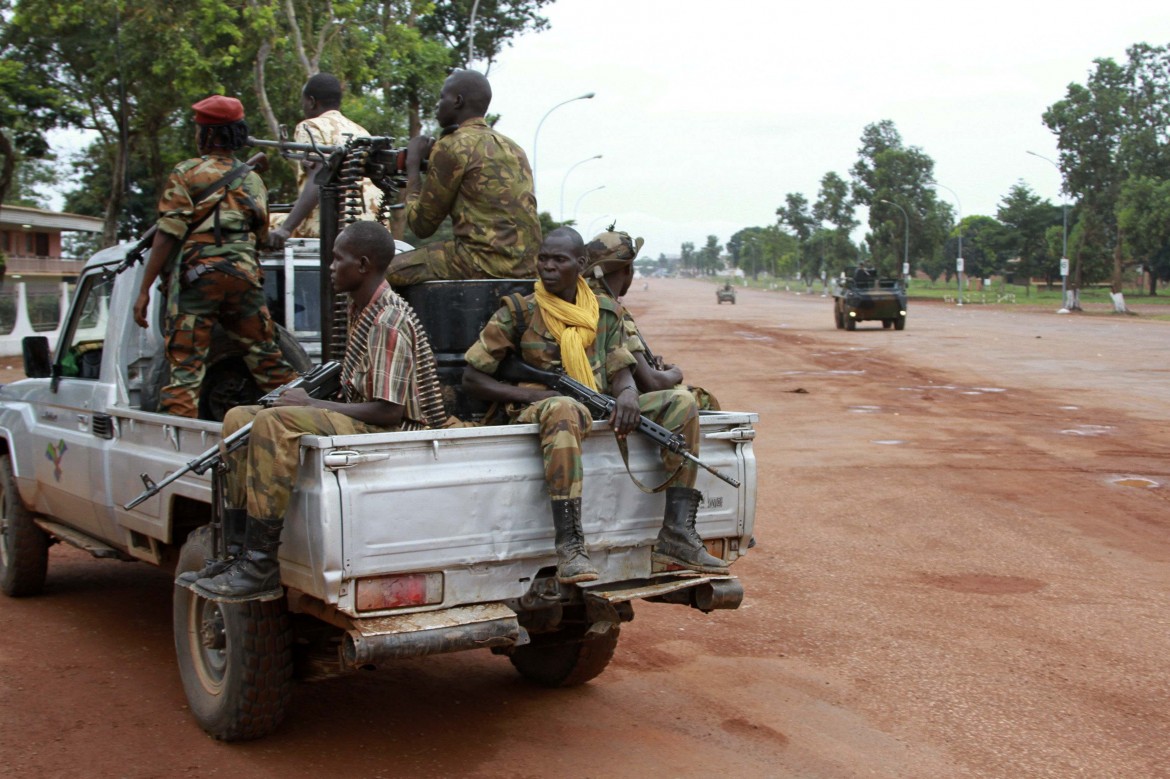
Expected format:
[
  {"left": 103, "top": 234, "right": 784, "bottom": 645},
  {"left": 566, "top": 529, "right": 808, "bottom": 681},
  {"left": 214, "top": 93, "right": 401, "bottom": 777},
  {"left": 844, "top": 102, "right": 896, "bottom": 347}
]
[{"left": 501, "top": 292, "right": 532, "bottom": 352}]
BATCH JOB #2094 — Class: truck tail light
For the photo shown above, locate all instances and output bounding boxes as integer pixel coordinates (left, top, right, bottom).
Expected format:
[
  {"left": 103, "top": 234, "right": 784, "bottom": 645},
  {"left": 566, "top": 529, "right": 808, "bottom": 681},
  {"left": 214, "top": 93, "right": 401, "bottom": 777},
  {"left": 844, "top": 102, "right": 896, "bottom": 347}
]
[{"left": 356, "top": 572, "right": 444, "bottom": 612}]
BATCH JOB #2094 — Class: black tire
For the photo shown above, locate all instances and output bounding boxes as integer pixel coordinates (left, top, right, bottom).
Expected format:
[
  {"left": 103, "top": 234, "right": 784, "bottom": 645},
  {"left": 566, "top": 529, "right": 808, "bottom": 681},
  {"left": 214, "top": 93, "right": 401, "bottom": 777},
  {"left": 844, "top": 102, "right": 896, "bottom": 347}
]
[
  {"left": 844, "top": 313, "right": 857, "bottom": 331},
  {"left": 894, "top": 314, "right": 907, "bottom": 331},
  {"left": 882, "top": 319, "right": 892, "bottom": 329},
  {"left": 0, "top": 454, "right": 49, "bottom": 597},
  {"left": 509, "top": 626, "right": 620, "bottom": 688},
  {"left": 173, "top": 527, "right": 293, "bottom": 741},
  {"left": 834, "top": 304, "right": 844, "bottom": 329}
]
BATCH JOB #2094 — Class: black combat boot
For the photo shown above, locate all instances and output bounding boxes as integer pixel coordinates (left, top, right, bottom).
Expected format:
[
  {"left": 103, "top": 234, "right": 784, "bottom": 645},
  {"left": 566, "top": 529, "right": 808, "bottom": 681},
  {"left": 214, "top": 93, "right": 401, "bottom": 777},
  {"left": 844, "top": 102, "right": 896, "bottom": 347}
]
[
  {"left": 652, "top": 487, "right": 730, "bottom": 574},
  {"left": 176, "top": 509, "right": 246, "bottom": 588},
  {"left": 191, "top": 516, "right": 284, "bottom": 602},
  {"left": 551, "top": 498, "right": 599, "bottom": 584}
]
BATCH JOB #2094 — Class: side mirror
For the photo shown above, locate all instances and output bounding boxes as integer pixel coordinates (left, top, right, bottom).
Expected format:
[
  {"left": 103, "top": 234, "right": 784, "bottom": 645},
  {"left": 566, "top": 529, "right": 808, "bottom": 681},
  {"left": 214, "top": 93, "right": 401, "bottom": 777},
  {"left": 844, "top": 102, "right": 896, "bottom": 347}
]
[{"left": 22, "top": 336, "right": 52, "bottom": 379}]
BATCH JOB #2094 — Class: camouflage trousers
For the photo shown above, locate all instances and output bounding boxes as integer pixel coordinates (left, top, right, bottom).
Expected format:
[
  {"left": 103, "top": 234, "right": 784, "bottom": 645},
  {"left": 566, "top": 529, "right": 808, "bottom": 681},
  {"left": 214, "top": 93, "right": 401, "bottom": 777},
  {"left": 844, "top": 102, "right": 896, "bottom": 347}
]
[
  {"left": 223, "top": 404, "right": 386, "bottom": 521},
  {"left": 687, "top": 385, "right": 721, "bottom": 411},
  {"left": 515, "top": 388, "right": 699, "bottom": 501},
  {"left": 385, "top": 241, "right": 491, "bottom": 287},
  {"left": 161, "top": 269, "right": 296, "bottom": 418}
]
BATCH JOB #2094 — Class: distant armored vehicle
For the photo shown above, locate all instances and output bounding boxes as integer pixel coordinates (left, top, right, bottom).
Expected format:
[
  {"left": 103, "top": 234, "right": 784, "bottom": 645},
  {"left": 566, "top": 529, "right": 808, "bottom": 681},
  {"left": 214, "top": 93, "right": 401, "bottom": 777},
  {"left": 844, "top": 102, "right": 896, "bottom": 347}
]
[{"left": 832, "top": 267, "right": 907, "bottom": 330}]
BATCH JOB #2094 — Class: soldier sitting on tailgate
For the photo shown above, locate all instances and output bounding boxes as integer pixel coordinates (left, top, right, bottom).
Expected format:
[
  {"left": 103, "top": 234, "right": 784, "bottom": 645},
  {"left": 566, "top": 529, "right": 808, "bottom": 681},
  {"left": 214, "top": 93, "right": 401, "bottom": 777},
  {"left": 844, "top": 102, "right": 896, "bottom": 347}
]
[{"left": 585, "top": 227, "right": 721, "bottom": 411}]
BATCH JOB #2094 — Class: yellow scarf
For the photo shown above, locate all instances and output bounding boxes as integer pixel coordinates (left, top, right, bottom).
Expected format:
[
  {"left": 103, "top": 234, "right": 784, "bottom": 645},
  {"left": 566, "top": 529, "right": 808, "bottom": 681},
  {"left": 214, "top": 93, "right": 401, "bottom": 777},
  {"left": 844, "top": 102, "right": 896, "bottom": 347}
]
[{"left": 534, "top": 278, "right": 600, "bottom": 391}]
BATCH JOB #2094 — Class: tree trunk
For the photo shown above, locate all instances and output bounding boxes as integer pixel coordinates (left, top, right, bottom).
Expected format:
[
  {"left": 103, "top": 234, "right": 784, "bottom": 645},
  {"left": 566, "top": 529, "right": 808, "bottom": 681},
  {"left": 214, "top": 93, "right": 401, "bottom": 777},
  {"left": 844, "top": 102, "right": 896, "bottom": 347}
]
[
  {"left": 101, "top": 138, "right": 127, "bottom": 249},
  {"left": 1149, "top": 270, "right": 1158, "bottom": 296},
  {"left": 0, "top": 131, "right": 15, "bottom": 210},
  {"left": 253, "top": 36, "right": 280, "bottom": 139}
]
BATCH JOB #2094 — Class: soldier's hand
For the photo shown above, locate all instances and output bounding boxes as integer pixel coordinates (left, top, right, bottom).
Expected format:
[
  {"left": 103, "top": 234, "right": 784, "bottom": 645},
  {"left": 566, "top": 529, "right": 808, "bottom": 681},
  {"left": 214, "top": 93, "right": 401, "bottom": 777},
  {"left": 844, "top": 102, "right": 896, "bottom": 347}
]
[
  {"left": 610, "top": 388, "right": 641, "bottom": 439},
  {"left": 405, "top": 135, "right": 434, "bottom": 172},
  {"left": 267, "top": 227, "right": 291, "bottom": 251},
  {"left": 271, "top": 387, "right": 312, "bottom": 408},
  {"left": 133, "top": 291, "right": 151, "bottom": 329}
]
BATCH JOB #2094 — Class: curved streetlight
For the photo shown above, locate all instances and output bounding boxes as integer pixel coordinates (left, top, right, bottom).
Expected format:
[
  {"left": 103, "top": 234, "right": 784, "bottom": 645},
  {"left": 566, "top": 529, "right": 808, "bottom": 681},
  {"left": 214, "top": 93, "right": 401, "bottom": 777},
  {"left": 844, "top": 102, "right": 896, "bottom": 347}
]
[
  {"left": 880, "top": 199, "right": 910, "bottom": 283},
  {"left": 929, "top": 181, "right": 964, "bottom": 306},
  {"left": 586, "top": 213, "right": 614, "bottom": 238},
  {"left": 1026, "top": 150, "right": 1071, "bottom": 313},
  {"left": 466, "top": 0, "right": 480, "bottom": 65},
  {"left": 560, "top": 154, "right": 602, "bottom": 221},
  {"left": 532, "top": 92, "right": 596, "bottom": 201},
  {"left": 572, "top": 185, "right": 605, "bottom": 224}
]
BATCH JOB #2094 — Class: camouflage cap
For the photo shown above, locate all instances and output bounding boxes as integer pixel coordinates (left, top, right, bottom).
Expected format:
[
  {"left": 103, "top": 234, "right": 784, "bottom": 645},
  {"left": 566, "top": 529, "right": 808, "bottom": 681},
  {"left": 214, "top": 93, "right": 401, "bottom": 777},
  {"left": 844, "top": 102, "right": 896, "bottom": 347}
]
[{"left": 585, "top": 229, "right": 645, "bottom": 274}]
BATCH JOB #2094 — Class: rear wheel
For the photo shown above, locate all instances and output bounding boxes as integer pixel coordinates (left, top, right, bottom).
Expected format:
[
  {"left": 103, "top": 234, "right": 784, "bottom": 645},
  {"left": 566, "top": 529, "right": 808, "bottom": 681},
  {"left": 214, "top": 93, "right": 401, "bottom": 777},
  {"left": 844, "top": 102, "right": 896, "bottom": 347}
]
[
  {"left": 509, "top": 625, "right": 620, "bottom": 688},
  {"left": 834, "top": 304, "right": 844, "bottom": 329},
  {"left": 173, "top": 527, "right": 293, "bottom": 741},
  {"left": 0, "top": 454, "right": 49, "bottom": 597},
  {"left": 882, "top": 319, "right": 892, "bottom": 329}
]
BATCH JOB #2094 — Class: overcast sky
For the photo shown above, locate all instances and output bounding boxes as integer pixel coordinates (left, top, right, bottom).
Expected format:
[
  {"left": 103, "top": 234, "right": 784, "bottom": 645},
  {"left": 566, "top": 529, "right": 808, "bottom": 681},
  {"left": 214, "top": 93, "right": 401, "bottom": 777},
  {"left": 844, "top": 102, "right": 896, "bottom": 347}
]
[{"left": 483, "top": 0, "right": 1170, "bottom": 260}]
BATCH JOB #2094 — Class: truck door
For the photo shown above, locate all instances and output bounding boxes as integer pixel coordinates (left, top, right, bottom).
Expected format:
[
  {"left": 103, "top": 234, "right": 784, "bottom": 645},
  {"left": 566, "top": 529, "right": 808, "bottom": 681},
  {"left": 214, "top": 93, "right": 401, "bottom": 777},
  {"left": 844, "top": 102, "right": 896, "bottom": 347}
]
[{"left": 27, "top": 271, "right": 118, "bottom": 538}]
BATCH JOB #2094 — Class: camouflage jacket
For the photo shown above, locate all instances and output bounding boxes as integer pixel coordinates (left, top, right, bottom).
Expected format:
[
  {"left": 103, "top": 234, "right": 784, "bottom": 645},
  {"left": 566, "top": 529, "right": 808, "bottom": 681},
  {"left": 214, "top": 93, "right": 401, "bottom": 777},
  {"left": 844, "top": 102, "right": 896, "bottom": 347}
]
[
  {"left": 290, "top": 110, "right": 383, "bottom": 237},
  {"left": 156, "top": 152, "right": 267, "bottom": 283},
  {"left": 406, "top": 118, "right": 540, "bottom": 279},
  {"left": 587, "top": 281, "right": 647, "bottom": 358},
  {"left": 465, "top": 293, "right": 635, "bottom": 397}
]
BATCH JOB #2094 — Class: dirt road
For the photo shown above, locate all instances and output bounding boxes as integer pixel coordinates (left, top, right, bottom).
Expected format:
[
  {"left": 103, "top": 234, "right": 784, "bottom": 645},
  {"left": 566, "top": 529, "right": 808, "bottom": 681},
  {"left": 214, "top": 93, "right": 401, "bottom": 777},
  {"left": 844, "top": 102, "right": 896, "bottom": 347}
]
[{"left": 2, "top": 280, "right": 1168, "bottom": 778}]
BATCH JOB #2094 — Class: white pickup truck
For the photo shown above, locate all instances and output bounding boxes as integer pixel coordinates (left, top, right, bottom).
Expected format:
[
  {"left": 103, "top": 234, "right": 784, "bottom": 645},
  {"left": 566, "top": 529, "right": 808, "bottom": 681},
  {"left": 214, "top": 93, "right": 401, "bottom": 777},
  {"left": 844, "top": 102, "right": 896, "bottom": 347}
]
[{"left": 0, "top": 242, "right": 758, "bottom": 741}]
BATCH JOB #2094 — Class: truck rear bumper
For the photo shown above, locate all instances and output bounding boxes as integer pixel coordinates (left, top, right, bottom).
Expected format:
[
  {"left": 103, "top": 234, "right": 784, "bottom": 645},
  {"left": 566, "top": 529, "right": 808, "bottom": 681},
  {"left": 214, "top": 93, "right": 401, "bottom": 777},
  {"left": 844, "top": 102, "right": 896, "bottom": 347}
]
[{"left": 342, "top": 603, "right": 519, "bottom": 668}]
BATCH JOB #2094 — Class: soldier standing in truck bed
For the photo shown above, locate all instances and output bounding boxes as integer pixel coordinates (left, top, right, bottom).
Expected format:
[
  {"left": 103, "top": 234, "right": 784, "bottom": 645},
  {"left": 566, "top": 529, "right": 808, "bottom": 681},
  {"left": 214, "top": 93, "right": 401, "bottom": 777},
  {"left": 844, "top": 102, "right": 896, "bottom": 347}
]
[
  {"left": 386, "top": 69, "right": 540, "bottom": 287},
  {"left": 133, "top": 95, "right": 295, "bottom": 418}
]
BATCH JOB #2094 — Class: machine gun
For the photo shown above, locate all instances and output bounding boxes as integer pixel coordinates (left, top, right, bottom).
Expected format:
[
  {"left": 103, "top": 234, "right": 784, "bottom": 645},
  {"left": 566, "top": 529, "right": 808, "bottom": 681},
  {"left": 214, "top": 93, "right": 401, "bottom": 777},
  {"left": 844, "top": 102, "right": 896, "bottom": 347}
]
[
  {"left": 498, "top": 357, "right": 740, "bottom": 488},
  {"left": 103, "top": 152, "right": 269, "bottom": 281},
  {"left": 124, "top": 361, "right": 342, "bottom": 510}
]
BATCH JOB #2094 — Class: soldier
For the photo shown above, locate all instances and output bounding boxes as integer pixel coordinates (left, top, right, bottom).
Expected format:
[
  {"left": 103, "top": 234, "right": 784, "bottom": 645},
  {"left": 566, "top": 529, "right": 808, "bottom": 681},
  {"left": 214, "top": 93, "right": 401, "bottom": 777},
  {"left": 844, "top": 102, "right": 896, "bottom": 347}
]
[
  {"left": 133, "top": 95, "right": 295, "bottom": 418},
  {"left": 187, "top": 221, "right": 449, "bottom": 602},
  {"left": 462, "top": 227, "right": 726, "bottom": 584},
  {"left": 387, "top": 69, "right": 541, "bottom": 287},
  {"left": 268, "top": 73, "right": 385, "bottom": 248},
  {"left": 585, "top": 228, "right": 721, "bottom": 411}
]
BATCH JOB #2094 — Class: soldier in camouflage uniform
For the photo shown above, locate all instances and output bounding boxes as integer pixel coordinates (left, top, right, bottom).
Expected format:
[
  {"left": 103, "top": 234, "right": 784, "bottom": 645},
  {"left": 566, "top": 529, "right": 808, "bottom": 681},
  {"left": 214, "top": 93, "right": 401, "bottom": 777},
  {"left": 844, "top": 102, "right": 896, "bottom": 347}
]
[
  {"left": 133, "top": 95, "right": 295, "bottom": 418},
  {"left": 387, "top": 69, "right": 540, "bottom": 287},
  {"left": 268, "top": 73, "right": 386, "bottom": 247},
  {"left": 463, "top": 227, "right": 727, "bottom": 584},
  {"left": 186, "top": 221, "right": 449, "bottom": 602},
  {"left": 585, "top": 228, "right": 721, "bottom": 411}
]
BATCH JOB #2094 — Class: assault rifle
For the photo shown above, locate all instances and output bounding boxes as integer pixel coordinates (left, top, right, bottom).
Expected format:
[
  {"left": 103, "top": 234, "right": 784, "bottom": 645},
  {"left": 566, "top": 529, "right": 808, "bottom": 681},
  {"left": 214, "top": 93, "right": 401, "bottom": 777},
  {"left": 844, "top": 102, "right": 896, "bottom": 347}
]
[
  {"left": 498, "top": 357, "right": 740, "bottom": 488},
  {"left": 104, "top": 152, "right": 269, "bottom": 281},
  {"left": 124, "top": 361, "right": 342, "bottom": 510}
]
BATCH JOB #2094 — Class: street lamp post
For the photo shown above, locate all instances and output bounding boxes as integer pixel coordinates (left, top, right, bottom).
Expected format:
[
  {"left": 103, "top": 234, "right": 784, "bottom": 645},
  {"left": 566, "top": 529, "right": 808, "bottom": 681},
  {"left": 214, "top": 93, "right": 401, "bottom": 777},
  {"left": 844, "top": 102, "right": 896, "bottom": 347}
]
[
  {"left": 560, "top": 154, "right": 602, "bottom": 222},
  {"left": 532, "top": 92, "right": 596, "bottom": 202},
  {"left": 572, "top": 185, "right": 605, "bottom": 224},
  {"left": 930, "top": 181, "right": 964, "bottom": 306},
  {"left": 880, "top": 198, "right": 910, "bottom": 284},
  {"left": 1026, "top": 150, "right": 1071, "bottom": 313}
]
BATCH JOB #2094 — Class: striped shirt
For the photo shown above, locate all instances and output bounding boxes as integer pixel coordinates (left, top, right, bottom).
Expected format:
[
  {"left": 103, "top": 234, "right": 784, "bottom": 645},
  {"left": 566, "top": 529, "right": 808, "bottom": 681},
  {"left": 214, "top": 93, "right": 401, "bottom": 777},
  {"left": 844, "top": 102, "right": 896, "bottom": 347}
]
[{"left": 342, "top": 282, "right": 446, "bottom": 430}]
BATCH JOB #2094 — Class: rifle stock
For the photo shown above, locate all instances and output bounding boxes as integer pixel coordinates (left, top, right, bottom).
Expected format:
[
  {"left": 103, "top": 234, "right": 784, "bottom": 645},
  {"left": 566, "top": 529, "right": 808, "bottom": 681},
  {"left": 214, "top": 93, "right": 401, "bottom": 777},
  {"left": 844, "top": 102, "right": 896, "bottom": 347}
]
[
  {"left": 497, "top": 357, "right": 740, "bottom": 488},
  {"left": 124, "top": 361, "right": 342, "bottom": 510}
]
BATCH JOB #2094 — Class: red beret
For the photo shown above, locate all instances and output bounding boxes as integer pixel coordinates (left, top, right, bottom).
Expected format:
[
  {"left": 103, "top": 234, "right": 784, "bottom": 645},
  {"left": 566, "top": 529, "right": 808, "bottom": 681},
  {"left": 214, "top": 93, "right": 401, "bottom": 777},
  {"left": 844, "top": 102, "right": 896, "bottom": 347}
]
[{"left": 192, "top": 95, "right": 244, "bottom": 125}]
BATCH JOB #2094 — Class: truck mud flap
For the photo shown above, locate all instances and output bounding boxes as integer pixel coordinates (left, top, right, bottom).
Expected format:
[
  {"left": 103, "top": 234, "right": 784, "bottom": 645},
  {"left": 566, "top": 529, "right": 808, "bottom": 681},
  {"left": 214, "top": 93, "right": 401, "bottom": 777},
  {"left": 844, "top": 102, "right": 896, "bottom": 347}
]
[
  {"left": 342, "top": 603, "right": 519, "bottom": 668},
  {"left": 583, "top": 575, "right": 744, "bottom": 612}
]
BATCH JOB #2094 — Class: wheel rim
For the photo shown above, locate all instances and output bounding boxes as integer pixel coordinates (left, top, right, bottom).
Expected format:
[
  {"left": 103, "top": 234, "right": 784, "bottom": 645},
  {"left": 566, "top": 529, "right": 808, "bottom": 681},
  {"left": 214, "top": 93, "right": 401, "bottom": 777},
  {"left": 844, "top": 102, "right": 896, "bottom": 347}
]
[{"left": 188, "top": 592, "right": 229, "bottom": 693}]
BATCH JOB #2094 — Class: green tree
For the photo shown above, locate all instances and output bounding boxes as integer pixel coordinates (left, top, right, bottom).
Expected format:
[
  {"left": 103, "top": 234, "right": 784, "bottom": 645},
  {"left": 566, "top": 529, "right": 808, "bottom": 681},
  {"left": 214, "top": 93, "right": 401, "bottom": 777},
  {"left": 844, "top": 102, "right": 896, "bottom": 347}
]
[
  {"left": 1117, "top": 175, "right": 1170, "bottom": 294},
  {"left": 995, "top": 181, "right": 1063, "bottom": 290},
  {"left": 850, "top": 120, "right": 948, "bottom": 278},
  {"left": 812, "top": 171, "right": 858, "bottom": 275},
  {"left": 776, "top": 192, "right": 815, "bottom": 281}
]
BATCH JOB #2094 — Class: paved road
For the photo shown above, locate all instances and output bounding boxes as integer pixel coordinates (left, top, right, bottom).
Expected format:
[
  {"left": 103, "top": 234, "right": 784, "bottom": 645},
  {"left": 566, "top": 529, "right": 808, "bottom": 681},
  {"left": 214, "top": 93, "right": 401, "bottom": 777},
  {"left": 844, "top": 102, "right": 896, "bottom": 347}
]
[{"left": 2, "top": 280, "right": 1167, "bottom": 777}]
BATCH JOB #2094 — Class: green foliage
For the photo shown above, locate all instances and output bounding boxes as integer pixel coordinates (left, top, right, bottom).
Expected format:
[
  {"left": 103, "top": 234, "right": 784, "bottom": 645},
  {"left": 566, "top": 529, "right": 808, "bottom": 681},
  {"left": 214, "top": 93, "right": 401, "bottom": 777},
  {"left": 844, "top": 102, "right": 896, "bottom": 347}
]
[{"left": 2, "top": 0, "right": 553, "bottom": 241}]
